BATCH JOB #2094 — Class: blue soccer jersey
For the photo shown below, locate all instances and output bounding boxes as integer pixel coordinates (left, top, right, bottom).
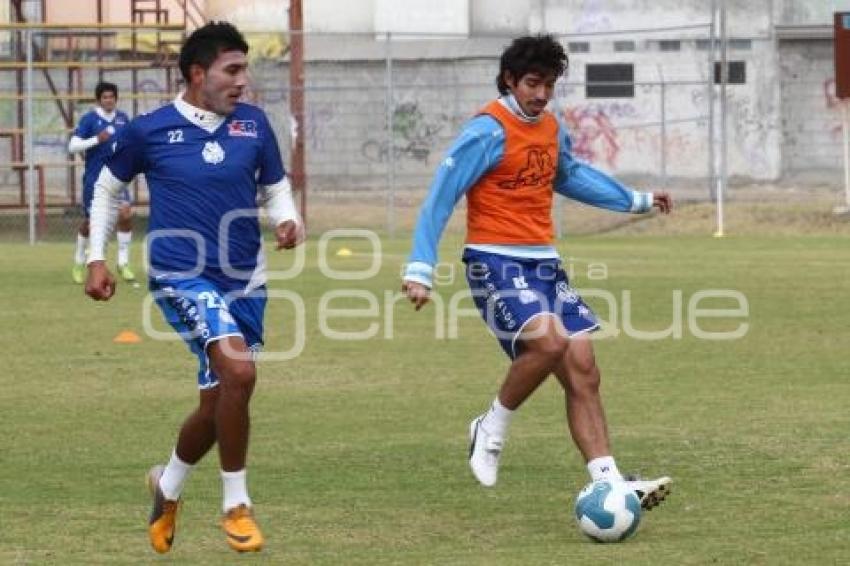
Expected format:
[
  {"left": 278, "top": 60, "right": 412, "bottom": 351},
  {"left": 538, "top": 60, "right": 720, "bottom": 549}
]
[
  {"left": 105, "top": 100, "right": 286, "bottom": 291},
  {"left": 74, "top": 109, "right": 129, "bottom": 192}
]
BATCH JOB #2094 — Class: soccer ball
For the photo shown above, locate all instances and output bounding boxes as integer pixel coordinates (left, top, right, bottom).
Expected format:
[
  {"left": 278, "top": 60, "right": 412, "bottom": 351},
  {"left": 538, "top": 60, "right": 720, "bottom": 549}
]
[{"left": 574, "top": 479, "right": 641, "bottom": 542}]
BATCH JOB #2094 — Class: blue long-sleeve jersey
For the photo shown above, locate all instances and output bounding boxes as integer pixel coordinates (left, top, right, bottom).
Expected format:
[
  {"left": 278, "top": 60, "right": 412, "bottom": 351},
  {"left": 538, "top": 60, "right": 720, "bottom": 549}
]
[{"left": 404, "top": 109, "right": 653, "bottom": 288}]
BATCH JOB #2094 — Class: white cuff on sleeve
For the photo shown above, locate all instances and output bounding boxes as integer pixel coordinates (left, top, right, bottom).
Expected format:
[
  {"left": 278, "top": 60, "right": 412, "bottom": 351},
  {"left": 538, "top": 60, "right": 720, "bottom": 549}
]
[
  {"left": 403, "top": 261, "right": 434, "bottom": 289},
  {"left": 68, "top": 135, "right": 99, "bottom": 154},
  {"left": 260, "top": 176, "right": 300, "bottom": 227},
  {"left": 630, "top": 191, "right": 653, "bottom": 213}
]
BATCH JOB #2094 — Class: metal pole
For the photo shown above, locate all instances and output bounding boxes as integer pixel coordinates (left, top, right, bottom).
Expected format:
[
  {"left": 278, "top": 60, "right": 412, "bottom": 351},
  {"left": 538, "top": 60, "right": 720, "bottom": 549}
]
[
  {"left": 839, "top": 100, "right": 850, "bottom": 214},
  {"left": 289, "top": 0, "right": 306, "bottom": 225},
  {"left": 708, "top": 0, "right": 716, "bottom": 201},
  {"left": 659, "top": 73, "right": 667, "bottom": 189},
  {"left": 26, "top": 29, "right": 35, "bottom": 245},
  {"left": 96, "top": 0, "right": 104, "bottom": 82},
  {"left": 716, "top": 0, "right": 727, "bottom": 237},
  {"left": 385, "top": 32, "right": 395, "bottom": 237}
]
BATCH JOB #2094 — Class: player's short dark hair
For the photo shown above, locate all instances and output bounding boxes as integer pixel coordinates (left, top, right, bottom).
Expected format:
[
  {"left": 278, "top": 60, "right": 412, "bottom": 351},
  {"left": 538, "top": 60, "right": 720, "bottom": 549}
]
[
  {"left": 178, "top": 21, "right": 249, "bottom": 81},
  {"left": 95, "top": 81, "right": 118, "bottom": 100},
  {"left": 496, "top": 35, "right": 568, "bottom": 94}
]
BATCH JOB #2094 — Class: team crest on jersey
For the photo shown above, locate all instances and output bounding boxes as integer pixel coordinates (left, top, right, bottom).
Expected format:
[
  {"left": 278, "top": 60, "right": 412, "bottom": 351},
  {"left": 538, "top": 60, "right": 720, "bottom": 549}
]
[
  {"left": 228, "top": 119, "right": 257, "bottom": 137},
  {"left": 202, "top": 141, "right": 225, "bottom": 164}
]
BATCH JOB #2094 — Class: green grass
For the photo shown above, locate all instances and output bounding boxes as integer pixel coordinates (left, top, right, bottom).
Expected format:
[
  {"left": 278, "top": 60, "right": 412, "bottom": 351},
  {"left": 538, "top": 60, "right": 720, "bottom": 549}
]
[{"left": 1, "top": 232, "right": 849, "bottom": 564}]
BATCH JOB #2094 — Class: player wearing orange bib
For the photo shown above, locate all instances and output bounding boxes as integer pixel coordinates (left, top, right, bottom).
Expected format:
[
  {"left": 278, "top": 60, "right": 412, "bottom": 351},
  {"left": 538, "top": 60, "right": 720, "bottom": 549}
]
[{"left": 403, "top": 35, "right": 673, "bottom": 509}]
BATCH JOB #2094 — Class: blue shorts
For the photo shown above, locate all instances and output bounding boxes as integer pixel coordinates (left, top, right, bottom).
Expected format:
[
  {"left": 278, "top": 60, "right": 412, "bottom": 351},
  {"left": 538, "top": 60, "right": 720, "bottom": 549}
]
[
  {"left": 82, "top": 185, "right": 132, "bottom": 218},
  {"left": 463, "top": 249, "right": 599, "bottom": 359},
  {"left": 150, "top": 276, "right": 267, "bottom": 389}
]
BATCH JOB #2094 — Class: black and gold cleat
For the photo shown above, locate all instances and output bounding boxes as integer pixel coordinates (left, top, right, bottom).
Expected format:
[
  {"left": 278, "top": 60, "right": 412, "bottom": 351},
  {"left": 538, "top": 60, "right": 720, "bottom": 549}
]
[
  {"left": 623, "top": 474, "right": 672, "bottom": 510},
  {"left": 146, "top": 465, "right": 180, "bottom": 553}
]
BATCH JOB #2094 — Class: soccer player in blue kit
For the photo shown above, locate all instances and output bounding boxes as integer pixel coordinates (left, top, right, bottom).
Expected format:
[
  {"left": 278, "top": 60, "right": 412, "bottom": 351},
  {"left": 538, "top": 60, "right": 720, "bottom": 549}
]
[
  {"left": 85, "top": 23, "right": 303, "bottom": 553},
  {"left": 69, "top": 82, "right": 135, "bottom": 284}
]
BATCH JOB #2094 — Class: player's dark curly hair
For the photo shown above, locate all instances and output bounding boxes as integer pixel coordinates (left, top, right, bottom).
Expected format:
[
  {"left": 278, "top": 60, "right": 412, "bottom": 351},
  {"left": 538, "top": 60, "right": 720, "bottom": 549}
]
[
  {"left": 94, "top": 81, "right": 117, "bottom": 100},
  {"left": 179, "top": 21, "right": 249, "bottom": 81},
  {"left": 496, "top": 35, "right": 568, "bottom": 94}
]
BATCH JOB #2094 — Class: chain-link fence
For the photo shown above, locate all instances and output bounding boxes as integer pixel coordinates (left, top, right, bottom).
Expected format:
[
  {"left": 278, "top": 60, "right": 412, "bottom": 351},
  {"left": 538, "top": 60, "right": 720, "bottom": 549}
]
[
  {"left": 277, "top": 28, "right": 720, "bottom": 238},
  {"left": 1, "top": 23, "right": 809, "bottom": 242}
]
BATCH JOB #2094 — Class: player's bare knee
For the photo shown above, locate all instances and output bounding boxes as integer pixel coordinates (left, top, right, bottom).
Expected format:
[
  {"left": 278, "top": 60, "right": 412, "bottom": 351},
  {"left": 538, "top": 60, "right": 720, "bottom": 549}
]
[
  {"left": 533, "top": 332, "right": 570, "bottom": 362},
  {"left": 570, "top": 349, "right": 598, "bottom": 376},
  {"left": 220, "top": 361, "right": 256, "bottom": 396}
]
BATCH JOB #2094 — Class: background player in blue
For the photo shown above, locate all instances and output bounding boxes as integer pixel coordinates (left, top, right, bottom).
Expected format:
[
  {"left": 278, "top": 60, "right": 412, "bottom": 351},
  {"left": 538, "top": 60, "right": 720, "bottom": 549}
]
[
  {"left": 68, "top": 82, "right": 135, "bottom": 284},
  {"left": 84, "top": 23, "right": 304, "bottom": 554},
  {"left": 403, "top": 36, "right": 673, "bottom": 508}
]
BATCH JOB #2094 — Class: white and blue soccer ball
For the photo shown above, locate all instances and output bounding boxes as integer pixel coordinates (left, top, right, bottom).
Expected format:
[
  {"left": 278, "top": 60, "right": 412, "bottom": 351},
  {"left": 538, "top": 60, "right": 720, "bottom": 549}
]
[{"left": 574, "top": 479, "right": 642, "bottom": 542}]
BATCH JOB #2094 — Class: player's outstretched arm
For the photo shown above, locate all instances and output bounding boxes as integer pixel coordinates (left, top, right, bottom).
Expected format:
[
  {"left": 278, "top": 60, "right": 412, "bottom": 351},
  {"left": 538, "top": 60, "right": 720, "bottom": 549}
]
[
  {"left": 402, "top": 280, "right": 430, "bottom": 311},
  {"left": 402, "top": 116, "right": 501, "bottom": 310},
  {"left": 555, "top": 123, "right": 669, "bottom": 214},
  {"left": 85, "top": 260, "right": 116, "bottom": 301},
  {"left": 67, "top": 135, "right": 100, "bottom": 154}
]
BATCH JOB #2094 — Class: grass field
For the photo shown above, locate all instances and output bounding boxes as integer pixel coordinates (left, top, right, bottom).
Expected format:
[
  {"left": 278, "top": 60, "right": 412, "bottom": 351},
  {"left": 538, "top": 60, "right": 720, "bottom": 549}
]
[{"left": 2, "top": 220, "right": 850, "bottom": 564}]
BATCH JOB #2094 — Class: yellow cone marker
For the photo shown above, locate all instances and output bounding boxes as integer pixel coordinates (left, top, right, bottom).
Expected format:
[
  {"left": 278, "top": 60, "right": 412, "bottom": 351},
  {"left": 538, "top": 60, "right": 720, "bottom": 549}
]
[
  {"left": 113, "top": 330, "right": 142, "bottom": 344},
  {"left": 336, "top": 247, "right": 353, "bottom": 257}
]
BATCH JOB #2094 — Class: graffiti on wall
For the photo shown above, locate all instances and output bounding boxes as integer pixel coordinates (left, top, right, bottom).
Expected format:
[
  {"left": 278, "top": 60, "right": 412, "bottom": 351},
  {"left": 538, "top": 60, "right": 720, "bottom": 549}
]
[
  {"left": 362, "top": 102, "right": 447, "bottom": 164},
  {"left": 560, "top": 105, "right": 621, "bottom": 167},
  {"left": 556, "top": 97, "right": 713, "bottom": 175}
]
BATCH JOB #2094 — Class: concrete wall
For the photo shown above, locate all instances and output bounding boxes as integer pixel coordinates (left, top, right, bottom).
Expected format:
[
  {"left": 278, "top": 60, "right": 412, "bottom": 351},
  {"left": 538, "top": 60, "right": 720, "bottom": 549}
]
[
  {"left": 780, "top": 39, "right": 844, "bottom": 175},
  {"left": 471, "top": 0, "right": 532, "bottom": 34},
  {"left": 279, "top": 0, "right": 783, "bottom": 183},
  {"left": 780, "top": 0, "right": 850, "bottom": 25},
  {"left": 776, "top": 2, "right": 850, "bottom": 179},
  {"left": 286, "top": 45, "right": 780, "bottom": 185}
]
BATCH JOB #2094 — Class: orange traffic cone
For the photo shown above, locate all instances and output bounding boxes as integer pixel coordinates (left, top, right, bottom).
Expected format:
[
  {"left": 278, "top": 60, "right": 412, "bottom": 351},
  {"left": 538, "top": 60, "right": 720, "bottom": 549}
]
[{"left": 113, "top": 329, "right": 142, "bottom": 344}]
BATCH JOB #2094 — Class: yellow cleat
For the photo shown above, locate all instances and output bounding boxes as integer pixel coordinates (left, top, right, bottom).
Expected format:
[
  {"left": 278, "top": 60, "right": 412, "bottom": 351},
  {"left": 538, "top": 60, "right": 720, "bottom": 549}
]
[
  {"left": 146, "top": 465, "right": 180, "bottom": 554},
  {"left": 222, "top": 504, "right": 264, "bottom": 552},
  {"left": 117, "top": 264, "right": 136, "bottom": 282},
  {"left": 72, "top": 263, "right": 85, "bottom": 284}
]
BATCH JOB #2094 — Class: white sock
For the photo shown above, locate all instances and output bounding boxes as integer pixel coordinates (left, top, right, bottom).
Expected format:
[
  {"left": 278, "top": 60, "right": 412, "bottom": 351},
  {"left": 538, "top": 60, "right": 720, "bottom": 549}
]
[
  {"left": 75, "top": 234, "right": 88, "bottom": 265},
  {"left": 158, "top": 449, "right": 194, "bottom": 501},
  {"left": 480, "top": 398, "right": 514, "bottom": 439},
  {"left": 221, "top": 469, "right": 252, "bottom": 512},
  {"left": 117, "top": 230, "right": 132, "bottom": 266},
  {"left": 587, "top": 456, "right": 623, "bottom": 482}
]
